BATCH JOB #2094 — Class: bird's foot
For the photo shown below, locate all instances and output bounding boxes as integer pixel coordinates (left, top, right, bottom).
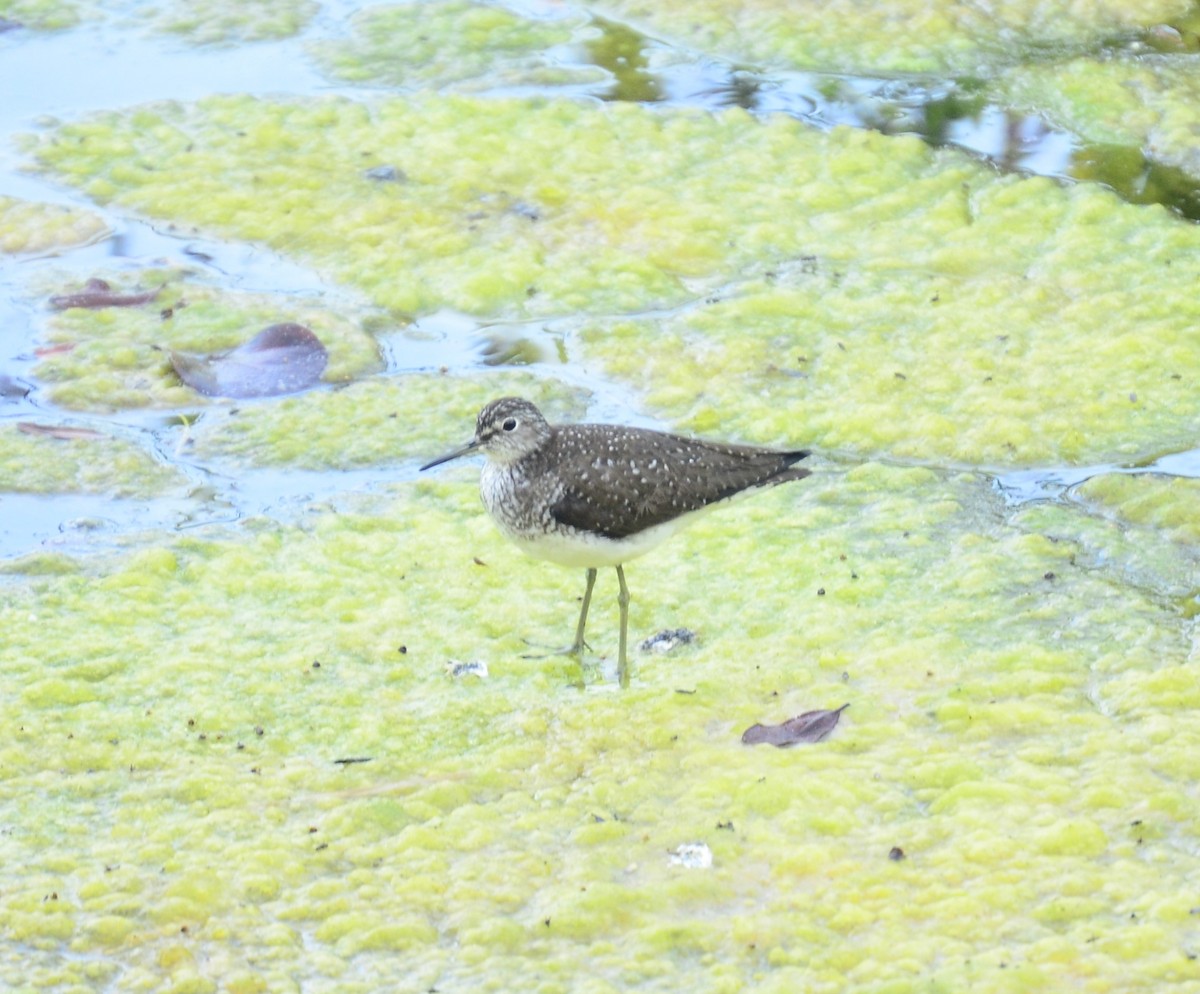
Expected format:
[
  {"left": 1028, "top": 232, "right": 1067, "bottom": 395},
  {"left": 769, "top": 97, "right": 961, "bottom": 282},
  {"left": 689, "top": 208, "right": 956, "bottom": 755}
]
[
  {"left": 520, "top": 638, "right": 593, "bottom": 690},
  {"left": 520, "top": 637, "right": 591, "bottom": 660}
]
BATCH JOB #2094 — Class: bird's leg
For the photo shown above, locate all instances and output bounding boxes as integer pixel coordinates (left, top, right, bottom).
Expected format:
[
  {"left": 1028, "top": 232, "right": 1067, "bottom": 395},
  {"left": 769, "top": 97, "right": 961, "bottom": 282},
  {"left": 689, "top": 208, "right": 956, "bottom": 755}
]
[
  {"left": 520, "top": 568, "right": 596, "bottom": 677},
  {"left": 616, "top": 564, "right": 630, "bottom": 689},
  {"left": 570, "top": 567, "right": 597, "bottom": 657}
]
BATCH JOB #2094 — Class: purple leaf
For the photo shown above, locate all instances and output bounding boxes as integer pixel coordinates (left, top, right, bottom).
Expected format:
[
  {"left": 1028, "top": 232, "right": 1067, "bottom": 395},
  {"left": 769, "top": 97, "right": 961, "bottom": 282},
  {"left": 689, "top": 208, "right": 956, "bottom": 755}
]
[
  {"left": 167, "top": 323, "right": 328, "bottom": 399},
  {"left": 741, "top": 703, "right": 849, "bottom": 747}
]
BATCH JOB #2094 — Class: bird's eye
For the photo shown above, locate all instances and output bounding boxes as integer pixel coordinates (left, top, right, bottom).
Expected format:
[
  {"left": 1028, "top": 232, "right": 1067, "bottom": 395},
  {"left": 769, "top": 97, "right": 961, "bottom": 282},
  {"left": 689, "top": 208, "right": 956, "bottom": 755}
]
[{"left": 502, "top": 418, "right": 518, "bottom": 432}]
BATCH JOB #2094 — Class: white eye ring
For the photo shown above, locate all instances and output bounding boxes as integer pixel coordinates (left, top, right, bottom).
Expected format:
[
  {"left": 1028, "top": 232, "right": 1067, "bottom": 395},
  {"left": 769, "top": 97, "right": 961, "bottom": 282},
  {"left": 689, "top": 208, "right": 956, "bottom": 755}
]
[{"left": 502, "top": 418, "right": 518, "bottom": 431}]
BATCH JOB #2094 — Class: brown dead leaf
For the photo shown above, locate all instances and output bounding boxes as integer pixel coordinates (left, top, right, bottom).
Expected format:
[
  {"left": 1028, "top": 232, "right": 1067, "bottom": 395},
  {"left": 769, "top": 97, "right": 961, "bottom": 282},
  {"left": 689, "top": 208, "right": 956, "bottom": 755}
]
[
  {"left": 49, "top": 278, "right": 160, "bottom": 311},
  {"left": 741, "top": 703, "right": 849, "bottom": 747},
  {"left": 33, "top": 342, "right": 76, "bottom": 357},
  {"left": 17, "top": 422, "right": 104, "bottom": 441}
]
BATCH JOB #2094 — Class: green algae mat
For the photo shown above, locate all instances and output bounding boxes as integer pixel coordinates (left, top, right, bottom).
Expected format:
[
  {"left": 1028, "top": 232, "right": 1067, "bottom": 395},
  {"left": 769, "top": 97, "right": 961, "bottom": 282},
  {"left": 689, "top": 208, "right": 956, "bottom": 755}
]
[
  {"left": 3, "top": 0, "right": 1200, "bottom": 991},
  {"left": 27, "top": 98, "right": 1200, "bottom": 465},
  {"left": 588, "top": 0, "right": 1193, "bottom": 74},
  {"left": 4, "top": 466, "right": 1198, "bottom": 992}
]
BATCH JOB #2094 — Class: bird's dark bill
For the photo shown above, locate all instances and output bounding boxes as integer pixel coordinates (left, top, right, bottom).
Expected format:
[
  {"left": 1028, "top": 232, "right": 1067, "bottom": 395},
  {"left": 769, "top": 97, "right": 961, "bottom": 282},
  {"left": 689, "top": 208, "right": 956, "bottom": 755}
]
[{"left": 419, "top": 438, "right": 480, "bottom": 471}]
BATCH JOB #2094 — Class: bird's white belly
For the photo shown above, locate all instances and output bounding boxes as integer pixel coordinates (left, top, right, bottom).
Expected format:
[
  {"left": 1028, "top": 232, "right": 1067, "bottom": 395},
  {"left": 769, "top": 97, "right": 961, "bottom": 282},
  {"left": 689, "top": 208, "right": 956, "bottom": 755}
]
[{"left": 505, "top": 519, "right": 684, "bottom": 568}]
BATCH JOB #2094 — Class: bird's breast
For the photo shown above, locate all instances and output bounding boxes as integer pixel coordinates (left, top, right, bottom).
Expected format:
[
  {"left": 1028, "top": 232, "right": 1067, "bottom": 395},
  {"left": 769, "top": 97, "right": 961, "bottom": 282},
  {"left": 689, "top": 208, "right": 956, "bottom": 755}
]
[{"left": 480, "top": 462, "right": 546, "bottom": 537}]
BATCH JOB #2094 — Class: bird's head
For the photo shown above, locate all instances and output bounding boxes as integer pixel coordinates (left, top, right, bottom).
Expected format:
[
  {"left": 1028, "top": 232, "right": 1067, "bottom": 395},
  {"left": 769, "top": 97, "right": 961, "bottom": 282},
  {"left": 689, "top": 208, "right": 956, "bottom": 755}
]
[{"left": 420, "top": 396, "right": 552, "bottom": 470}]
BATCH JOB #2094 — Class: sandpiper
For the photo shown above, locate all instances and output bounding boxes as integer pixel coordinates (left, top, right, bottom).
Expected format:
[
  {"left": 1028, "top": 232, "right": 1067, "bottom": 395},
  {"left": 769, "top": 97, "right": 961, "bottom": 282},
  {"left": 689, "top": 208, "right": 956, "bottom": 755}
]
[{"left": 420, "top": 397, "right": 811, "bottom": 686}]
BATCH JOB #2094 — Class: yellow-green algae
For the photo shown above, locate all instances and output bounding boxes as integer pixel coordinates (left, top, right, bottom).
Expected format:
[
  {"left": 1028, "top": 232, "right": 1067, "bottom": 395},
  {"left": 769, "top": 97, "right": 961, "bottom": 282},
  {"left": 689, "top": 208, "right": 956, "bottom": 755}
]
[
  {"left": 577, "top": 178, "right": 1200, "bottom": 468},
  {"left": 32, "top": 95, "right": 861, "bottom": 318},
  {"left": 0, "top": 195, "right": 109, "bottom": 255},
  {"left": 1, "top": 465, "right": 1197, "bottom": 991},
  {"left": 1076, "top": 472, "right": 1200, "bottom": 546},
  {"left": 28, "top": 97, "right": 1200, "bottom": 465},
  {"left": 34, "top": 273, "right": 381, "bottom": 411},
  {"left": 1000, "top": 55, "right": 1200, "bottom": 179},
  {"left": 1011, "top": 472, "right": 1200, "bottom": 607},
  {"left": 0, "top": 0, "right": 86, "bottom": 30},
  {"left": 312, "top": 1, "right": 596, "bottom": 90},
  {"left": 141, "top": 0, "right": 317, "bottom": 45},
  {"left": 1013, "top": 499, "right": 1196, "bottom": 614},
  {"left": 588, "top": 0, "right": 1191, "bottom": 75},
  {"left": 0, "top": 421, "right": 186, "bottom": 497},
  {"left": 0, "top": 0, "right": 313, "bottom": 39},
  {"left": 191, "top": 372, "right": 586, "bottom": 470},
  {"left": 0, "top": 551, "right": 81, "bottom": 576}
]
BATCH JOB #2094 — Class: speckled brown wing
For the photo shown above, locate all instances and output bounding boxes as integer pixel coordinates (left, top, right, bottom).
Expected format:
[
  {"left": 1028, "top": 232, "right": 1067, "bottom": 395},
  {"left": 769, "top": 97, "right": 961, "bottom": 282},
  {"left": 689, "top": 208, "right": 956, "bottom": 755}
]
[{"left": 546, "top": 424, "right": 810, "bottom": 540}]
